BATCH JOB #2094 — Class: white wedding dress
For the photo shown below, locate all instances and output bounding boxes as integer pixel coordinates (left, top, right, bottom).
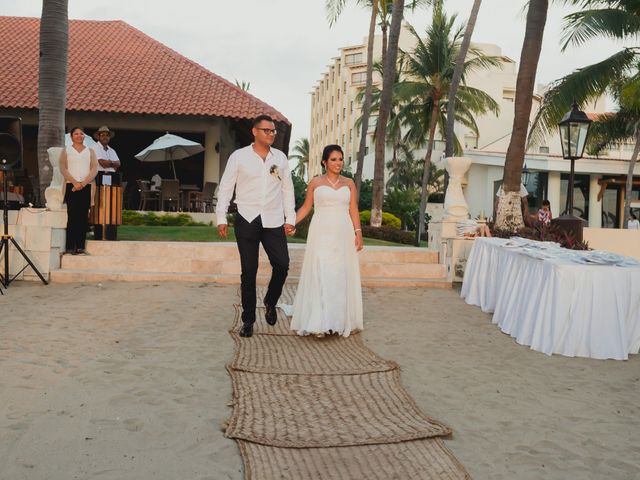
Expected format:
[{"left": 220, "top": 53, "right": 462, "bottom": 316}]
[{"left": 291, "top": 185, "right": 363, "bottom": 337}]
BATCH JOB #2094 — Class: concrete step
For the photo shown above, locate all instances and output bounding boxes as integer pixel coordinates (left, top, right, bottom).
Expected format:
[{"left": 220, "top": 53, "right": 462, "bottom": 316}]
[
  {"left": 50, "top": 269, "right": 452, "bottom": 288},
  {"left": 82, "top": 241, "right": 439, "bottom": 264},
  {"left": 60, "top": 254, "right": 446, "bottom": 279}
]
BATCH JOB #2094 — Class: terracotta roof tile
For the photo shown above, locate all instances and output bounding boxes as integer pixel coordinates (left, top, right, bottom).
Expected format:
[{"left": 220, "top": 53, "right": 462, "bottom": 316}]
[{"left": 0, "top": 16, "right": 289, "bottom": 123}]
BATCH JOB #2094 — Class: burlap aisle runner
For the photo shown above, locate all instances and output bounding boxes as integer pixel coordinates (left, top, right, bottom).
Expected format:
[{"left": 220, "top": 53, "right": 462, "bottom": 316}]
[{"left": 226, "top": 285, "right": 470, "bottom": 479}]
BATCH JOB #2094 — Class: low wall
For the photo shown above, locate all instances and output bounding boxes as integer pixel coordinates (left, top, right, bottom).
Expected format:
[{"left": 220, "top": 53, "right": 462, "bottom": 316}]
[
  {"left": 584, "top": 227, "right": 640, "bottom": 260},
  {"left": 0, "top": 208, "right": 66, "bottom": 282}
]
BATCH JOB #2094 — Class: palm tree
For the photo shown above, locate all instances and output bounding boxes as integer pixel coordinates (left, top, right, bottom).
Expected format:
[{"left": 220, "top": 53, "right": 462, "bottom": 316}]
[
  {"left": 371, "top": 0, "right": 405, "bottom": 227},
  {"left": 234, "top": 80, "right": 250, "bottom": 91},
  {"left": 445, "top": 0, "right": 482, "bottom": 158},
  {"left": 396, "top": 17, "right": 500, "bottom": 243},
  {"left": 290, "top": 138, "right": 310, "bottom": 180},
  {"left": 528, "top": 0, "right": 640, "bottom": 226},
  {"left": 587, "top": 79, "right": 640, "bottom": 226},
  {"left": 37, "top": 0, "right": 68, "bottom": 202},
  {"left": 326, "top": 0, "right": 379, "bottom": 194},
  {"left": 495, "top": 0, "right": 548, "bottom": 232}
]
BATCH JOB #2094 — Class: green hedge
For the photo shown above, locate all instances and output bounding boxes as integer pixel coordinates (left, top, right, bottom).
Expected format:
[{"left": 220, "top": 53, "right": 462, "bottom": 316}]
[
  {"left": 361, "top": 225, "right": 415, "bottom": 245},
  {"left": 122, "top": 210, "right": 207, "bottom": 226},
  {"left": 359, "top": 210, "right": 402, "bottom": 229}
]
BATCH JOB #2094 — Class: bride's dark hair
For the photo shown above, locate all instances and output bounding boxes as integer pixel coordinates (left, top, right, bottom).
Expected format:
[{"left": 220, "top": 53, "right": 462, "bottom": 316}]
[{"left": 321, "top": 144, "right": 343, "bottom": 170}]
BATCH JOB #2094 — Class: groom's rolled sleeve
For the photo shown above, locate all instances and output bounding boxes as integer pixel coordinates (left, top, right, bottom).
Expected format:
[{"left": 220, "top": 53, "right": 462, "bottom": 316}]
[
  {"left": 281, "top": 160, "right": 296, "bottom": 225},
  {"left": 215, "top": 154, "right": 239, "bottom": 225}
]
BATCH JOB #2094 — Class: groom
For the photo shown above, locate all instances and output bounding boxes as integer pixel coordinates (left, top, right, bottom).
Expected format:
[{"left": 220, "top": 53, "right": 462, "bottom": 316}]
[{"left": 216, "top": 115, "right": 296, "bottom": 338}]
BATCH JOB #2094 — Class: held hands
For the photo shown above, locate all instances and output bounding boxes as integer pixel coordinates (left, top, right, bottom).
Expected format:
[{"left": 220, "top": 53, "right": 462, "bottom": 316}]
[
  {"left": 217, "top": 224, "right": 228, "bottom": 239},
  {"left": 284, "top": 223, "right": 296, "bottom": 236},
  {"left": 71, "top": 181, "right": 84, "bottom": 192}
]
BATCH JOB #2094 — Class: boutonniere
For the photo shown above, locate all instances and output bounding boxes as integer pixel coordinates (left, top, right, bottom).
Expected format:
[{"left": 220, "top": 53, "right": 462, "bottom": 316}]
[{"left": 269, "top": 164, "right": 281, "bottom": 180}]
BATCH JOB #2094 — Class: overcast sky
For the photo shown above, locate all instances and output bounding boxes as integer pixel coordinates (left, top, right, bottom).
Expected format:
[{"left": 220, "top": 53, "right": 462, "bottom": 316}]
[{"left": 1, "top": 0, "right": 623, "bottom": 145}]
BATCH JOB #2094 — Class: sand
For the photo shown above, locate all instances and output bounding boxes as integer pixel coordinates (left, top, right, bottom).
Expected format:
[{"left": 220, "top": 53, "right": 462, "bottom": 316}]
[{"left": 0, "top": 282, "right": 638, "bottom": 480}]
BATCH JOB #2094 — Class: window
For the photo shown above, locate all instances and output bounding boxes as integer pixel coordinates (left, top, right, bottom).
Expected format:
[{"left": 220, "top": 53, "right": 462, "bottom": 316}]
[
  {"left": 365, "top": 146, "right": 369, "bottom": 155},
  {"left": 351, "top": 72, "right": 367, "bottom": 84},
  {"left": 538, "top": 146, "right": 549, "bottom": 154},
  {"left": 349, "top": 128, "right": 352, "bottom": 142},
  {"left": 502, "top": 89, "right": 515, "bottom": 102},
  {"left": 342, "top": 134, "right": 345, "bottom": 145},
  {"left": 350, "top": 101, "right": 354, "bottom": 113},
  {"left": 337, "top": 88, "right": 340, "bottom": 100},
  {"left": 368, "top": 115, "right": 378, "bottom": 131},
  {"left": 331, "top": 120, "right": 333, "bottom": 130},
  {"left": 331, "top": 96, "right": 333, "bottom": 106},
  {"left": 344, "top": 81, "right": 347, "bottom": 92},
  {"left": 343, "top": 108, "right": 346, "bottom": 120},
  {"left": 345, "top": 52, "right": 363, "bottom": 65},
  {"left": 338, "top": 64, "right": 341, "bottom": 75},
  {"left": 331, "top": 70, "right": 334, "bottom": 83},
  {"left": 464, "top": 135, "right": 478, "bottom": 149}
]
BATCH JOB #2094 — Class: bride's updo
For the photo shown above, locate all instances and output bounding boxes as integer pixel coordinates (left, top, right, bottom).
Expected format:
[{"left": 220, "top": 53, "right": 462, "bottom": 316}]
[{"left": 321, "top": 144, "right": 343, "bottom": 170}]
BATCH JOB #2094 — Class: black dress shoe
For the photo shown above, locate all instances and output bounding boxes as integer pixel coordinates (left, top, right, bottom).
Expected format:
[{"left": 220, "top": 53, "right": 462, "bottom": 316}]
[
  {"left": 239, "top": 323, "right": 253, "bottom": 338},
  {"left": 264, "top": 303, "right": 277, "bottom": 326}
]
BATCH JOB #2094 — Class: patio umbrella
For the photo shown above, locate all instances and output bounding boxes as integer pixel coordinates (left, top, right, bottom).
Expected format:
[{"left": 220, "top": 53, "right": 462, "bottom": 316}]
[
  {"left": 64, "top": 132, "right": 98, "bottom": 149},
  {"left": 135, "top": 133, "right": 204, "bottom": 179}
]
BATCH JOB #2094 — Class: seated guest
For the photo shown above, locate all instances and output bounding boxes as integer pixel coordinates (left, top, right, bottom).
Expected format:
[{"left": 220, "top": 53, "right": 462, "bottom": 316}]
[
  {"left": 150, "top": 173, "right": 162, "bottom": 191},
  {"left": 59, "top": 127, "right": 98, "bottom": 254},
  {"left": 538, "top": 199, "right": 552, "bottom": 226}
]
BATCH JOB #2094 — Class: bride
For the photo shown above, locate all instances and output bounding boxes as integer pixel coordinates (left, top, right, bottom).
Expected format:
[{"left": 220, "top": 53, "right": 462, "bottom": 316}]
[{"left": 290, "top": 145, "right": 364, "bottom": 337}]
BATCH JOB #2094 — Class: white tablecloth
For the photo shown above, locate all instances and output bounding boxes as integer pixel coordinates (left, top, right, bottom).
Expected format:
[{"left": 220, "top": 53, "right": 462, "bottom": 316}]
[{"left": 461, "top": 237, "right": 640, "bottom": 360}]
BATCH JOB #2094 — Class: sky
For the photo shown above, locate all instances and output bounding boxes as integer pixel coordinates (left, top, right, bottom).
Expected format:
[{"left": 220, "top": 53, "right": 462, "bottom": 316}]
[{"left": 1, "top": 0, "right": 624, "bottom": 145}]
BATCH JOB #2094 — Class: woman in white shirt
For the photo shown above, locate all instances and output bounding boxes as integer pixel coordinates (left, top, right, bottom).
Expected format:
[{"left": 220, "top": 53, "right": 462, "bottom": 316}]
[
  {"left": 59, "top": 127, "right": 98, "bottom": 254},
  {"left": 629, "top": 213, "right": 640, "bottom": 230}
]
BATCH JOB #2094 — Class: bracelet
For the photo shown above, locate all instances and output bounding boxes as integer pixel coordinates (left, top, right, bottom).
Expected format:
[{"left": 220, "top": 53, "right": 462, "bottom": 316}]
[{"left": 354, "top": 228, "right": 362, "bottom": 232}]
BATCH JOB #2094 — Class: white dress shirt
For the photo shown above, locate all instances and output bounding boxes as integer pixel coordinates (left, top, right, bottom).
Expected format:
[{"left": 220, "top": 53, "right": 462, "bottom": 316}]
[
  {"left": 94, "top": 144, "right": 120, "bottom": 172},
  {"left": 216, "top": 144, "right": 296, "bottom": 228}
]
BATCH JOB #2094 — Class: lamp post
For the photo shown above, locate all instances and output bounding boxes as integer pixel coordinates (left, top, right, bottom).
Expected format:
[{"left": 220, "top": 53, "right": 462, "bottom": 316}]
[
  {"left": 521, "top": 163, "right": 530, "bottom": 186},
  {"left": 553, "top": 102, "right": 592, "bottom": 242}
]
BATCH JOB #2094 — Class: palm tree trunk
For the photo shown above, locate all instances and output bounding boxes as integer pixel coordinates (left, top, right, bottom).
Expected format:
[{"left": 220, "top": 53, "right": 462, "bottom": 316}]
[
  {"left": 354, "top": 0, "right": 379, "bottom": 194},
  {"left": 37, "top": 0, "right": 68, "bottom": 203},
  {"left": 416, "top": 95, "right": 440, "bottom": 245},
  {"left": 381, "top": 23, "right": 388, "bottom": 72},
  {"left": 624, "top": 129, "right": 640, "bottom": 227},
  {"left": 445, "top": 0, "right": 481, "bottom": 158},
  {"left": 496, "top": 0, "right": 548, "bottom": 232},
  {"left": 371, "top": 0, "right": 404, "bottom": 227}
]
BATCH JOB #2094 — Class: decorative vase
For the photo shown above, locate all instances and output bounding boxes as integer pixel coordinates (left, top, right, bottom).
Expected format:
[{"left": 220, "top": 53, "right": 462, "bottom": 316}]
[
  {"left": 443, "top": 156, "right": 472, "bottom": 220},
  {"left": 44, "top": 146, "right": 65, "bottom": 210}
]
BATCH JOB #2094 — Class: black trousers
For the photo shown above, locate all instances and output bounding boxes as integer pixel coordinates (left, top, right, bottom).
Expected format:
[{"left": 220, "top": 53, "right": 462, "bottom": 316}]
[
  {"left": 235, "top": 214, "right": 289, "bottom": 324},
  {"left": 64, "top": 183, "right": 91, "bottom": 251}
]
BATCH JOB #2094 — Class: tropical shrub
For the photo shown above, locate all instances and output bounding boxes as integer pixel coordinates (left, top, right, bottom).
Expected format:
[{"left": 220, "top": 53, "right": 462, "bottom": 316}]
[
  {"left": 122, "top": 210, "right": 207, "bottom": 226},
  {"left": 359, "top": 210, "right": 401, "bottom": 229}
]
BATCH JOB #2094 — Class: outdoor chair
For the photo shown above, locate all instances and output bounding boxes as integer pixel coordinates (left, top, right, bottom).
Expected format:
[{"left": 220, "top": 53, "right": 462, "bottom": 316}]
[
  {"left": 190, "top": 181, "right": 217, "bottom": 212},
  {"left": 120, "top": 180, "right": 128, "bottom": 209},
  {"left": 137, "top": 179, "right": 159, "bottom": 211},
  {"left": 161, "top": 179, "right": 181, "bottom": 211}
]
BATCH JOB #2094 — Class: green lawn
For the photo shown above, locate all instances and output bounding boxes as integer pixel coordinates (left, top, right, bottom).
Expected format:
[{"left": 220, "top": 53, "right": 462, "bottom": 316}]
[{"left": 117, "top": 225, "right": 415, "bottom": 246}]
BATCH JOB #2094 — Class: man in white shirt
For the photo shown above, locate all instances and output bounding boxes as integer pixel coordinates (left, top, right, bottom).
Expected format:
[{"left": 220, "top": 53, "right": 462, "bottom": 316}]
[
  {"left": 92, "top": 125, "right": 121, "bottom": 240},
  {"left": 217, "top": 115, "right": 296, "bottom": 337}
]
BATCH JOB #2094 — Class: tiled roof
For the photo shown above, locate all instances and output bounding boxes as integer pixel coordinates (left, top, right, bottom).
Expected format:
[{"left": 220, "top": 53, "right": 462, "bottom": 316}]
[{"left": 0, "top": 16, "right": 289, "bottom": 123}]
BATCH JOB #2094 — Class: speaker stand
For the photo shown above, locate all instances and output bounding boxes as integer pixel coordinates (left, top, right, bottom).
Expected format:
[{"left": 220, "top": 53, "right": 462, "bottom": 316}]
[{"left": 0, "top": 171, "right": 48, "bottom": 288}]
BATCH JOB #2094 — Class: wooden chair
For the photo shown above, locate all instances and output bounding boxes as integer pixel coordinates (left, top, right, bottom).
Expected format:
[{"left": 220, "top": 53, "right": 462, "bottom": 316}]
[
  {"left": 161, "top": 179, "right": 181, "bottom": 211},
  {"left": 136, "top": 179, "right": 159, "bottom": 211}
]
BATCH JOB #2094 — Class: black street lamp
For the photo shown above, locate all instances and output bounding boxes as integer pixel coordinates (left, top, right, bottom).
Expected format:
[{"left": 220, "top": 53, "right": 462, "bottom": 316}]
[
  {"left": 553, "top": 102, "right": 592, "bottom": 241},
  {"left": 521, "top": 163, "right": 530, "bottom": 186}
]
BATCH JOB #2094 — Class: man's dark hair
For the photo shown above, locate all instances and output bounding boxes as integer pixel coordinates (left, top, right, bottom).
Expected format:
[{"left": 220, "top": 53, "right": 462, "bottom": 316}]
[{"left": 252, "top": 115, "right": 274, "bottom": 127}]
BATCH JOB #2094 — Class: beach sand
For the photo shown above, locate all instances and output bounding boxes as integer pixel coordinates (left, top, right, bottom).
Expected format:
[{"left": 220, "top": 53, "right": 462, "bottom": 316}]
[{"left": 0, "top": 282, "right": 638, "bottom": 480}]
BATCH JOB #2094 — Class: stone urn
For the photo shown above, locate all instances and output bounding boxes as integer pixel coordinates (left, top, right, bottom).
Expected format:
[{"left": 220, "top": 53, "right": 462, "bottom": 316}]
[
  {"left": 45, "top": 146, "right": 65, "bottom": 210},
  {"left": 443, "top": 156, "right": 472, "bottom": 220}
]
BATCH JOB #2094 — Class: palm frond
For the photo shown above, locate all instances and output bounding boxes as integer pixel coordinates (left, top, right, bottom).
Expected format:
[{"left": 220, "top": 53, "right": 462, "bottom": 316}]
[
  {"left": 561, "top": 4, "right": 640, "bottom": 50},
  {"left": 528, "top": 47, "right": 639, "bottom": 147}
]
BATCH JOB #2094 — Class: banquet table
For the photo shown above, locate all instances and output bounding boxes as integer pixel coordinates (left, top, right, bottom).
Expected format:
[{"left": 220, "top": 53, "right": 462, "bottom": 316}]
[{"left": 461, "top": 237, "right": 640, "bottom": 360}]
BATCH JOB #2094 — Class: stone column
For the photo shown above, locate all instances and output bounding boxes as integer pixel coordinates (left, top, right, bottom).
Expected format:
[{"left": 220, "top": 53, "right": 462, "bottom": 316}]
[
  {"left": 588, "top": 174, "right": 602, "bottom": 227},
  {"left": 547, "top": 171, "right": 562, "bottom": 217},
  {"left": 203, "top": 122, "right": 221, "bottom": 184}
]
